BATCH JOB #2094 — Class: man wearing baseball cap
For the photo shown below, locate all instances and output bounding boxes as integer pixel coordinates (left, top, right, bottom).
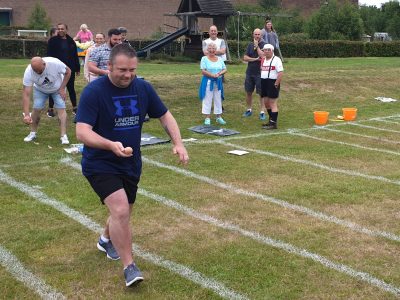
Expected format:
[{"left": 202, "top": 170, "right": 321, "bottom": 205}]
[{"left": 260, "top": 43, "right": 283, "bottom": 129}]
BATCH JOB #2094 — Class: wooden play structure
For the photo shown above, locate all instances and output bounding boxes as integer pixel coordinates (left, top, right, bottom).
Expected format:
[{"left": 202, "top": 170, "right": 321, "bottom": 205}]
[{"left": 137, "top": 0, "right": 235, "bottom": 59}]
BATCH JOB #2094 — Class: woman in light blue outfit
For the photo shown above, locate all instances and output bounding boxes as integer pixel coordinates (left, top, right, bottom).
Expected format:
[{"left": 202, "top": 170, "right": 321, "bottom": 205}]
[{"left": 199, "top": 42, "right": 227, "bottom": 125}]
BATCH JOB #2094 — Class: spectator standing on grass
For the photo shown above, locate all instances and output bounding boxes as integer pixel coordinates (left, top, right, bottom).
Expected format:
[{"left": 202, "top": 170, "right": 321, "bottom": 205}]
[
  {"left": 202, "top": 25, "right": 226, "bottom": 61},
  {"left": 84, "top": 33, "right": 106, "bottom": 82},
  {"left": 47, "top": 23, "right": 80, "bottom": 115},
  {"left": 118, "top": 27, "right": 132, "bottom": 47},
  {"left": 261, "top": 20, "right": 282, "bottom": 60},
  {"left": 73, "top": 24, "right": 93, "bottom": 43},
  {"left": 199, "top": 42, "right": 227, "bottom": 126},
  {"left": 76, "top": 43, "right": 189, "bottom": 287},
  {"left": 259, "top": 44, "right": 283, "bottom": 130},
  {"left": 88, "top": 28, "right": 122, "bottom": 79},
  {"left": 22, "top": 57, "right": 71, "bottom": 144},
  {"left": 46, "top": 26, "right": 59, "bottom": 118},
  {"left": 242, "top": 28, "right": 266, "bottom": 120}
]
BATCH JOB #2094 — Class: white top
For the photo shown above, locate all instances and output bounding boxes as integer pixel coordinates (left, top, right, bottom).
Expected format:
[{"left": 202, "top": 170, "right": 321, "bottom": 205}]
[
  {"left": 202, "top": 37, "right": 227, "bottom": 61},
  {"left": 260, "top": 55, "right": 283, "bottom": 79},
  {"left": 23, "top": 57, "right": 67, "bottom": 93}
]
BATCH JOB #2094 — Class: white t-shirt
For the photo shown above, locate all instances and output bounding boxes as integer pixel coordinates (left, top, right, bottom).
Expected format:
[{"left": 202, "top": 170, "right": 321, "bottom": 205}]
[
  {"left": 260, "top": 55, "right": 283, "bottom": 79},
  {"left": 202, "top": 38, "right": 227, "bottom": 61},
  {"left": 23, "top": 57, "right": 67, "bottom": 93}
]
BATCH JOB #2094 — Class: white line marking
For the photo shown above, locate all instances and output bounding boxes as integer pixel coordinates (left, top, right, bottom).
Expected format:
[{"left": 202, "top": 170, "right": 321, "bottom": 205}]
[
  {"left": 137, "top": 189, "right": 400, "bottom": 297},
  {"left": 289, "top": 132, "right": 400, "bottom": 156},
  {"left": 0, "top": 245, "right": 65, "bottom": 300},
  {"left": 349, "top": 123, "right": 400, "bottom": 134},
  {"left": 217, "top": 140, "right": 400, "bottom": 187},
  {"left": 371, "top": 118, "right": 400, "bottom": 125},
  {"left": 0, "top": 167, "right": 248, "bottom": 300},
  {"left": 140, "top": 156, "right": 400, "bottom": 243},
  {"left": 319, "top": 127, "right": 400, "bottom": 145}
]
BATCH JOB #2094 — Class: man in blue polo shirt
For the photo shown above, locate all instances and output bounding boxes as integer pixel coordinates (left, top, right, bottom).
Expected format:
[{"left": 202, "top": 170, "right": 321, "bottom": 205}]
[{"left": 76, "top": 43, "right": 189, "bottom": 287}]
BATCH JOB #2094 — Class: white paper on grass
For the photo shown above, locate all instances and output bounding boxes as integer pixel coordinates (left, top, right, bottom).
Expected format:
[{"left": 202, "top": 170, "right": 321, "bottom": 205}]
[
  {"left": 182, "top": 138, "right": 198, "bottom": 142},
  {"left": 375, "top": 97, "right": 398, "bottom": 103},
  {"left": 227, "top": 150, "right": 249, "bottom": 156}
]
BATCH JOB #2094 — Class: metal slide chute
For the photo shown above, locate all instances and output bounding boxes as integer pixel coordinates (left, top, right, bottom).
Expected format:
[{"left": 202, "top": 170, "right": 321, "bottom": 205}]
[{"left": 137, "top": 27, "right": 189, "bottom": 58}]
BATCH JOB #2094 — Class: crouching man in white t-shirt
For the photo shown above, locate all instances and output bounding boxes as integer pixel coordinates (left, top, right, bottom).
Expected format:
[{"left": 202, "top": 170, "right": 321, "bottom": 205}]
[{"left": 22, "top": 56, "right": 71, "bottom": 144}]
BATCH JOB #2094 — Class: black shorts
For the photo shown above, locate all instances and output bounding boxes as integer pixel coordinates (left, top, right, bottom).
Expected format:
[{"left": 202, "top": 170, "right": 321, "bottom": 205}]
[
  {"left": 244, "top": 74, "right": 261, "bottom": 95},
  {"left": 86, "top": 174, "right": 139, "bottom": 204},
  {"left": 261, "top": 78, "right": 280, "bottom": 99}
]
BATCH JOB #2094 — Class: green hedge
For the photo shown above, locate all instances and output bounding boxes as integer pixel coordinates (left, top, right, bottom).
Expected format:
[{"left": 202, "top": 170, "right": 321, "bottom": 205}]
[
  {"left": 1, "top": 37, "right": 399, "bottom": 59},
  {"left": 227, "top": 40, "right": 400, "bottom": 58},
  {"left": 0, "top": 38, "right": 182, "bottom": 58}
]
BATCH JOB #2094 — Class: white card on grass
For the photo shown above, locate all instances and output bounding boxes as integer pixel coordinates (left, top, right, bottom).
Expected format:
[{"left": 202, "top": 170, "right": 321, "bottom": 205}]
[{"left": 227, "top": 150, "right": 249, "bottom": 156}]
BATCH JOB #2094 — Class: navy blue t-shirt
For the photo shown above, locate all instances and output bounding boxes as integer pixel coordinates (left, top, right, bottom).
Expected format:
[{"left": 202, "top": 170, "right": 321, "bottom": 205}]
[
  {"left": 76, "top": 76, "right": 168, "bottom": 178},
  {"left": 245, "top": 40, "right": 265, "bottom": 76}
]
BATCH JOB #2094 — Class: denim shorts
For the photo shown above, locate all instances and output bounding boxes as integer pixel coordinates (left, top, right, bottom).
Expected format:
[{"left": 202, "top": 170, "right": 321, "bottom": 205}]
[{"left": 33, "top": 88, "right": 66, "bottom": 109}]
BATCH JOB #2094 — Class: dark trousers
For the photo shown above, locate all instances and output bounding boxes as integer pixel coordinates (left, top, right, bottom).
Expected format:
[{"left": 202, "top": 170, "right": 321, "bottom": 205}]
[
  {"left": 48, "top": 72, "right": 77, "bottom": 109},
  {"left": 66, "top": 71, "right": 77, "bottom": 108}
]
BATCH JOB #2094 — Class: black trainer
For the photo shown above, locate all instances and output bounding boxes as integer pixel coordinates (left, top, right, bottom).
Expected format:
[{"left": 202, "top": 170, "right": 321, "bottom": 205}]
[
  {"left": 262, "top": 122, "right": 277, "bottom": 130},
  {"left": 47, "top": 109, "right": 55, "bottom": 118}
]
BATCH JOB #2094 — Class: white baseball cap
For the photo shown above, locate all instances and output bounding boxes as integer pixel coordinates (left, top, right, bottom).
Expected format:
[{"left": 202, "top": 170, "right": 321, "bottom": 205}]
[{"left": 262, "top": 44, "right": 274, "bottom": 51}]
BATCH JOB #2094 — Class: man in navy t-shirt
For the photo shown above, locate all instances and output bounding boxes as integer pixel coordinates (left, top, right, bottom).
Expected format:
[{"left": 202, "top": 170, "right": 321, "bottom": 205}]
[{"left": 75, "top": 43, "right": 189, "bottom": 287}]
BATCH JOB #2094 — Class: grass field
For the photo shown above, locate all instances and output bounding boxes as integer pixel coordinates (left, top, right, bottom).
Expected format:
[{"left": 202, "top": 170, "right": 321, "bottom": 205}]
[{"left": 0, "top": 57, "right": 399, "bottom": 299}]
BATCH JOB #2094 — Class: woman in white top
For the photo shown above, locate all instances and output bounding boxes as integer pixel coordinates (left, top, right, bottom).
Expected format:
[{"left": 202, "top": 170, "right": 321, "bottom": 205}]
[
  {"left": 259, "top": 43, "right": 283, "bottom": 130},
  {"left": 199, "top": 43, "right": 227, "bottom": 125}
]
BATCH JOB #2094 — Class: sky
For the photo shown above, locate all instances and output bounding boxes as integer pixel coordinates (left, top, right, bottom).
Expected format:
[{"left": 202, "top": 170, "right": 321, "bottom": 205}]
[{"left": 358, "top": 0, "right": 390, "bottom": 7}]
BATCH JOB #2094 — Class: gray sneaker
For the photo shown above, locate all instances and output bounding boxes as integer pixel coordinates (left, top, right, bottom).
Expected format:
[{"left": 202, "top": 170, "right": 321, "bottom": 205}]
[
  {"left": 124, "top": 263, "right": 144, "bottom": 286},
  {"left": 97, "top": 238, "right": 120, "bottom": 260}
]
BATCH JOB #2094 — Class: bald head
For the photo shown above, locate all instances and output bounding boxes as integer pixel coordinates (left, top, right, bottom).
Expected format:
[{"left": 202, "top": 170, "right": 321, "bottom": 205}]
[
  {"left": 253, "top": 28, "right": 262, "bottom": 40},
  {"left": 31, "top": 57, "right": 46, "bottom": 74}
]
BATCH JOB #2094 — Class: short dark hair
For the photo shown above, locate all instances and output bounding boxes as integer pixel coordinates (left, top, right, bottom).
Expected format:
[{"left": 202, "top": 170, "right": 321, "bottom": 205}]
[
  {"left": 57, "top": 23, "right": 68, "bottom": 30},
  {"left": 118, "top": 27, "right": 127, "bottom": 33},
  {"left": 108, "top": 28, "right": 121, "bottom": 37},
  {"left": 109, "top": 43, "right": 137, "bottom": 64},
  {"left": 49, "top": 27, "right": 57, "bottom": 36}
]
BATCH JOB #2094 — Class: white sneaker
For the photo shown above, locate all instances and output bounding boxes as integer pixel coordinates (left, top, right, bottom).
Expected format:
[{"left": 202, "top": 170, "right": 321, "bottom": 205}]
[
  {"left": 60, "top": 134, "right": 69, "bottom": 145},
  {"left": 24, "top": 132, "right": 36, "bottom": 142}
]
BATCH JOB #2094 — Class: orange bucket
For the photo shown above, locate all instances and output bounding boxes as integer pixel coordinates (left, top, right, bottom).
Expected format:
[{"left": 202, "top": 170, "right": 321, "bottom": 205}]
[
  {"left": 342, "top": 108, "right": 357, "bottom": 121},
  {"left": 314, "top": 111, "right": 329, "bottom": 125}
]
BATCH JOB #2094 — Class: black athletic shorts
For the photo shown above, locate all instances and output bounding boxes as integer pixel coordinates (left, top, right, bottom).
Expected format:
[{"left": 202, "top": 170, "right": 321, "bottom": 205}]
[
  {"left": 261, "top": 78, "right": 280, "bottom": 99},
  {"left": 86, "top": 174, "right": 139, "bottom": 204}
]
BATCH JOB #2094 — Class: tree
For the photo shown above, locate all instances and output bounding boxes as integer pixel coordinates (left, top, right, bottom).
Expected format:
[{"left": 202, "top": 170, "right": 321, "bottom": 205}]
[
  {"left": 259, "top": 0, "right": 280, "bottom": 10},
  {"left": 306, "top": 0, "right": 363, "bottom": 40},
  {"left": 27, "top": 2, "right": 52, "bottom": 30}
]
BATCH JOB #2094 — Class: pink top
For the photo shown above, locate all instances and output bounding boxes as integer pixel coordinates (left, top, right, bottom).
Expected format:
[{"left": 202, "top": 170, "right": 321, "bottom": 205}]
[{"left": 76, "top": 30, "right": 93, "bottom": 43}]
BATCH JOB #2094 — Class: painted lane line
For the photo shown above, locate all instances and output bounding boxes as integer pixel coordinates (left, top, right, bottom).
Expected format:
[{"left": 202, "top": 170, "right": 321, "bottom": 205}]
[
  {"left": 319, "top": 127, "right": 400, "bottom": 145},
  {"left": 138, "top": 189, "right": 400, "bottom": 297},
  {"left": 289, "top": 132, "right": 400, "bottom": 156},
  {"left": 217, "top": 140, "right": 400, "bottom": 187},
  {"left": 141, "top": 157, "right": 400, "bottom": 243},
  {"left": 0, "top": 166, "right": 248, "bottom": 300},
  {"left": 0, "top": 245, "right": 65, "bottom": 300},
  {"left": 370, "top": 118, "right": 400, "bottom": 125},
  {"left": 348, "top": 123, "right": 400, "bottom": 134}
]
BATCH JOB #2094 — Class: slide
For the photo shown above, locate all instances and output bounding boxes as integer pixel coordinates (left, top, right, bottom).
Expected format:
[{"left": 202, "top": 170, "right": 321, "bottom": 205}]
[{"left": 137, "top": 27, "right": 189, "bottom": 58}]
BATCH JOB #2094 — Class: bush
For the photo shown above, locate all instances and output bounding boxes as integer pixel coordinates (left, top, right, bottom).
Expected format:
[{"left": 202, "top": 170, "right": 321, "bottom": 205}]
[{"left": 27, "top": 2, "right": 51, "bottom": 30}]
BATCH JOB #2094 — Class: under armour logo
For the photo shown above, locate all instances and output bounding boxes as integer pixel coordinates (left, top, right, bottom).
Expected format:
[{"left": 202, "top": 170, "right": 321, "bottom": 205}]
[{"left": 114, "top": 99, "right": 138, "bottom": 117}]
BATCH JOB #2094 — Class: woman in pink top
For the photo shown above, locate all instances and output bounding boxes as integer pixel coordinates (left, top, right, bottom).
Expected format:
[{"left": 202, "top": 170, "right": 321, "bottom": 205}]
[{"left": 73, "top": 24, "right": 93, "bottom": 42}]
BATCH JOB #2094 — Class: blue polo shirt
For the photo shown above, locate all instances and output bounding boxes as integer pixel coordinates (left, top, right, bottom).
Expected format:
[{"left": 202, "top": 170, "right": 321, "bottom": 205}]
[{"left": 76, "top": 76, "right": 167, "bottom": 178}]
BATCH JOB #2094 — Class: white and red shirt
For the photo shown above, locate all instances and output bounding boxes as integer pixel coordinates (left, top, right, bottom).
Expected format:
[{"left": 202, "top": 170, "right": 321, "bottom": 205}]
[{"left": 260, "top": 55, "right": 283, "bottom": 79}]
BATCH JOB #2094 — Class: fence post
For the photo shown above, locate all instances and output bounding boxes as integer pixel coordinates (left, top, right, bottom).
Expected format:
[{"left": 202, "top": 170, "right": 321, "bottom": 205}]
[{"left": 22, "top": 39, "right": 26, "bottom": 57}]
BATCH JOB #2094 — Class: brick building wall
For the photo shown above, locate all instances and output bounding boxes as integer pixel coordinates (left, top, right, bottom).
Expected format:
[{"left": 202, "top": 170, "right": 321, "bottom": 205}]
[{"left": 0, "top": 0, "right": 358, "bottom": 38}]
